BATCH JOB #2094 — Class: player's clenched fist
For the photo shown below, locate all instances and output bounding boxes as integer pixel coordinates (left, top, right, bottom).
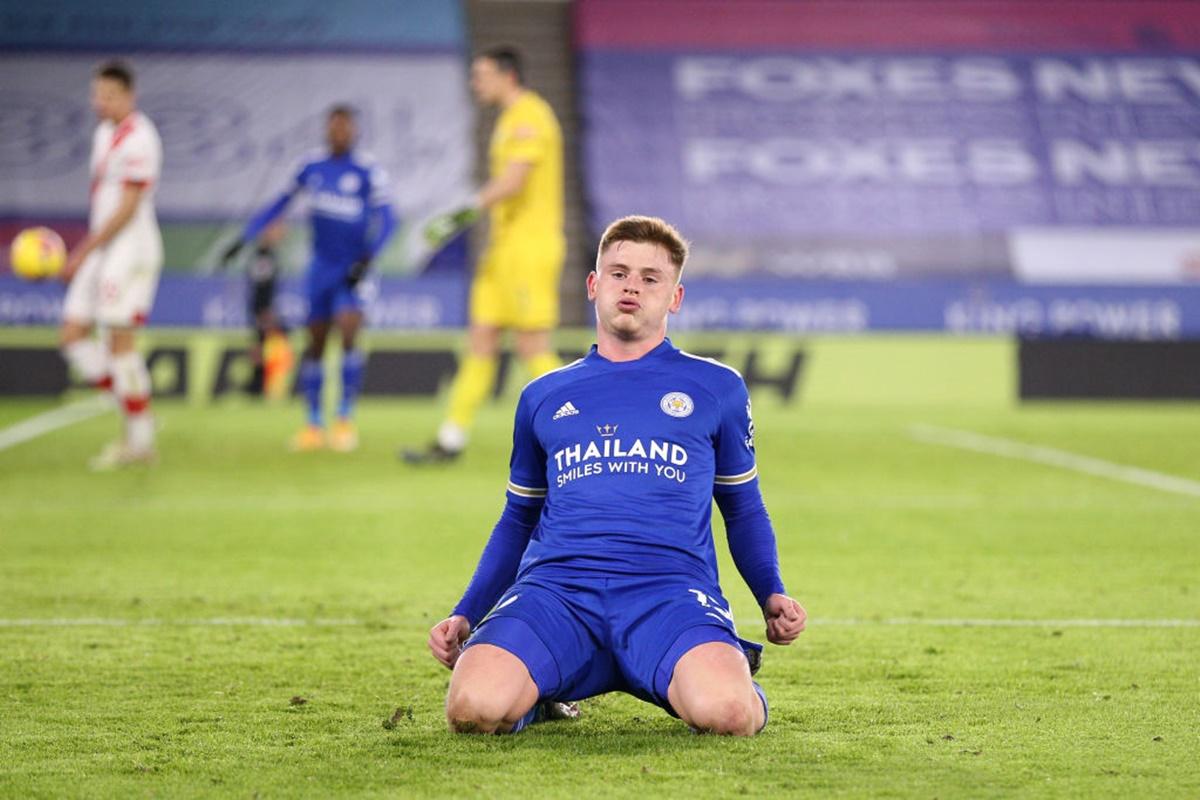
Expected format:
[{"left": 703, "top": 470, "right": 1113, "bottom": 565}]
[
  {"left": 428, "top": 615, "right": 472, "bottom": 669},
  {"left": 762, "top": 593, "right": 806, "bottom": 645}
]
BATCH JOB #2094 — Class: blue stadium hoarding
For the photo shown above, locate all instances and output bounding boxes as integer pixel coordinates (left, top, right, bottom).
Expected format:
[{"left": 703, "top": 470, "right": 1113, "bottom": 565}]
[{"left": 576, "top": 0, "right": 1200, "bottom": 335}]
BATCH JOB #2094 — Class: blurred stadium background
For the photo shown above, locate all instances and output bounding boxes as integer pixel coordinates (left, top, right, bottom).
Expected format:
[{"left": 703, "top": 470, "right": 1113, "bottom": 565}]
[
  {"left": 5, "top": 0, "right": 1200, "bottom": 397},
  {"left": 2, "top": 1, "right": 1198, "bottom": 797}
]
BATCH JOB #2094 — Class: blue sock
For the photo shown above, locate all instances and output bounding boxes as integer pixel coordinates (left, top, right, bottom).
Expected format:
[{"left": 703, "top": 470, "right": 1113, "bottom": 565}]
[
  {"left": 753, "top": 681, "right": 769, "bottom": 732},
  {"left": 506, "top": 704, "right": 540, "bottom": 734},
  {"left": 299, "top": 358, "right": 323, "bottom": 427},
  {"left": 338, "top": 350, "right": 365, "bottom": 420}
]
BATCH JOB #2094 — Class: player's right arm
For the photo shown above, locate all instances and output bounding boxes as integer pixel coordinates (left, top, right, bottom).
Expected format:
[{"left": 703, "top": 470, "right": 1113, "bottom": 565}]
[
  {"left": 429, "top": 390, "right": 547, "bottom": 668},
  {"left": 67, "top": 125, "right": 160, "bottom": 281},
  {"left": 428, "top": 615, "right": 471, "bottom": 669},
  {"left": 222, "top": 164, "right": 308, "bottom": 264},
  {"left": 63, "top": 183, "right": 145, "bottom": 281},
  {"left": 427, "top": 500, "right": 538, "bottom": 670}
]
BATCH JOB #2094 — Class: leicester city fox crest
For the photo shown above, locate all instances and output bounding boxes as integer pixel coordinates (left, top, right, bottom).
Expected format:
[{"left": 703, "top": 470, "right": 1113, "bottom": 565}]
[{"left": 660, "top": 392, "right": 694, "bottom": 418}]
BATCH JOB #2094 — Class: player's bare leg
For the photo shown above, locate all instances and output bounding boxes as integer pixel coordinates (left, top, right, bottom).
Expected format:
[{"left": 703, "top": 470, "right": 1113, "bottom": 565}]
[
  {"left": 90, "top": 326, "right": 156, "bottom": 470},
  {"left": 445, "top": 643, "right": 540, "bottom": 734},
  {"left": 402, "top": 323, "right": 501, "bottom": 463},
  {"left": 330, "top": 310, "right": 364, "bottom": 452},
  {"left": 515, "top": 328, "right": 560, "bottom": 380},
  {"left": 667, "top": 642, "right": 766, "bottom": 736},
  {"left": 60, "top": 319, "right": 112, "bottom": 392},
  {"left": 293, "top": 321, "right": 330, "bottom": 451},
  {"left": 305, "top": 323, "right": 329, "bottom": 359}
]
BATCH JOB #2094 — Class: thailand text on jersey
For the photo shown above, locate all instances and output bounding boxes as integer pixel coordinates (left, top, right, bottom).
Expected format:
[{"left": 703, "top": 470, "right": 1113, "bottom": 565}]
[{"left": 505, "top": 338, "right": 759, "bottom": 585}]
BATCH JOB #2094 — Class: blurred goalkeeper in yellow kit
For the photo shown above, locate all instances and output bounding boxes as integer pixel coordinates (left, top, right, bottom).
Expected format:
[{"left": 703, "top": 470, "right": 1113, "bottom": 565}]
[{"left": 403, "top": 46, "right": 565, "bottom": 464}]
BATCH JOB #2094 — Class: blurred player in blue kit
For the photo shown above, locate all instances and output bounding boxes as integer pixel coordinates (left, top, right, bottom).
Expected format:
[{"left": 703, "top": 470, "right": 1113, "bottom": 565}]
[
  {"left": 428, "top": 216, "right": 806, "bottom": 736},
  {"left": 224, "top": 105, "right": 396, "bottom": 451}
]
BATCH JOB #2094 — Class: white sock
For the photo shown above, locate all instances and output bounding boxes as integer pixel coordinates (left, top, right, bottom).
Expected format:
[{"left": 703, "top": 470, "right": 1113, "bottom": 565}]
[
  {"left": 437, "top": 421, "right": 467, "bottom": 452},
  {"left": 63, "top": 339, "right": 109, "bottom": 386},
  {"left": 111, "top": 351, "right": 154, "bottom": 451}
]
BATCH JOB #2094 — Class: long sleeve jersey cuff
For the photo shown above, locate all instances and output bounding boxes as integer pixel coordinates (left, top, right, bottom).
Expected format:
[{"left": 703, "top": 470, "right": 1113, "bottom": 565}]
[
  {"left": 715, "top": 482, "right": 786, "bottom": 607},
  {"left": 451, "top": 497, "right": 541, "bottom": 626}
]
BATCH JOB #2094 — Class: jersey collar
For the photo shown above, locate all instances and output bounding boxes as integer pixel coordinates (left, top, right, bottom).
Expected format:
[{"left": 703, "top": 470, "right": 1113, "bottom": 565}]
[{"left": 586, "top": 337, "right": 677, "bottom": 366}]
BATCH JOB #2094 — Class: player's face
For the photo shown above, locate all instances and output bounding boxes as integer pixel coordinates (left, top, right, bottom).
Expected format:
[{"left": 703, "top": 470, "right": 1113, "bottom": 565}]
[
  {"left": 470, "top": 57, "right": 506, "bottom": 105},
  {"left": 90, "top": 78, "right": 133, "bottom": 123},
  {"left": 327, "top": 114, "right": 356, "bottom": 155},
  {"left": 588, "top": 241, "right": 684, "bottom": 342}
]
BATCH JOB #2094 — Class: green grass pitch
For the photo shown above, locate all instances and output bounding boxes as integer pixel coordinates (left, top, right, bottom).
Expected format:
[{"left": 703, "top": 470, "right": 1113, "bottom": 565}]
[{"left": 1, "top": 338, "right": 1198, "bottom": 797}]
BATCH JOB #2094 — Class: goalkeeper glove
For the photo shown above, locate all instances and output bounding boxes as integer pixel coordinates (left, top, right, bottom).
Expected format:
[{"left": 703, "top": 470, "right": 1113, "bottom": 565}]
[
  {"left": 346, "top": 258, "right": 370, "bottom": 288},
  {"left": 423, "top": 206, "right": 480, "bottom": 248}
]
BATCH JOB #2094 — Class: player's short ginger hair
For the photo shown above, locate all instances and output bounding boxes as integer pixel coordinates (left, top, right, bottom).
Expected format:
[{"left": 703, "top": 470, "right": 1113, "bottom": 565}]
[{"left": 597, "top": 216, "right": 689, "bottom": 277}]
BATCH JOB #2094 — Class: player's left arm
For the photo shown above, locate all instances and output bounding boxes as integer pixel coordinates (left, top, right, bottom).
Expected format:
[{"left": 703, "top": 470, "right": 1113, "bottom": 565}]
[
  {"left": 64, "top": 183, "right": 145, "bottom": 280},
  {"left": 712, "top": 378, "right": 807, "bottom": 645},
  {"left": 476, "top": 159, "right": 534, "bottom": 209},
  {"left": 348, "top": 167, "right": 399, "bottom": 286},
  {"left": 422, "top": 120, "right": 541, "bottom": 247},
  {"left": 479, "top": 114, "right": 544, "bottom": 208},
  {"left": 716, "top": 488, "right": 806, "bottom": 645},
  {"left": 422, "top": 161, "right": 533, "bottom": 249}
]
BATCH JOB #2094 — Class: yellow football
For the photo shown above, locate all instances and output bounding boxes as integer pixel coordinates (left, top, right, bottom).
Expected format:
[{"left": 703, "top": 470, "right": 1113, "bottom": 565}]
[{"left": 10, "top": 227, "right": 67, "bottom": 280}]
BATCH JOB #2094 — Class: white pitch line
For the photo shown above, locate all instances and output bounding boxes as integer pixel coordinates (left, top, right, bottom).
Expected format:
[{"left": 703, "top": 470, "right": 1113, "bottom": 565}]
[
  {"left": 1, "top": 617, "right": 1197, "bottom": 629},
  {"left": 910, "top": 423, "right": 1200, "bottom": 499},
  {"left": 816, "top": 618, "right": 1200, "bottom": 629},
  {"left": 0, "top": 395, "right": 113, "bottom": 453},
  {"left": 0, "top": 617, "right": 364, "bottom": 628}
]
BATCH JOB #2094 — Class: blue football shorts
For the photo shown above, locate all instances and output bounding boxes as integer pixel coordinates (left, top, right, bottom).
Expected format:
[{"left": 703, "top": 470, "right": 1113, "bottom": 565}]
[
  {"left": 462, "top": 571, "right": 764, "bottom": 714},
  {"left": 305, "top": 259, "right": 364, "bottom": 324}
]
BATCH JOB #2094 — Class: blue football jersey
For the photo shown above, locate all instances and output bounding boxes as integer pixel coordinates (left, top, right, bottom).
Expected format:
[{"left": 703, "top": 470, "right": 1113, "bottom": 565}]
[
  {"left": 506, "top": 338, "right": 759, "bottom": 585},
  {"left": 295, "top": 152, "right": 389, "bottom": 266},
  {"left": 244, "top": 150, "right": 391, "bottom": 268}
]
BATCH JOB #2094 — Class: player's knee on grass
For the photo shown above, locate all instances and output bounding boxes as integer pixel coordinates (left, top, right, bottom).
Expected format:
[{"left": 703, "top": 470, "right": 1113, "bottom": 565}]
[
  {"left": 681, "top": 693, "right": 762, "bottom": 737},
  {"left": 445, "top": 644, "right": 539, "bottom": 734},
  {"left": 445, "top": 683, "right": 536, "bottom": 734},
  {"left": 668, "top": 641, "right": 763, "bottom": 736},
  {"left": 445, "top": 687, "right": 505, "bottom": 734}
]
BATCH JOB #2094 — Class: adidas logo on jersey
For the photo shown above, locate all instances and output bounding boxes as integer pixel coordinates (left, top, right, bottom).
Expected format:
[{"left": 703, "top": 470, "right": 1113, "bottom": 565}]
[{"left": 552, "top": 401, "right": 580, "bottom": 420}]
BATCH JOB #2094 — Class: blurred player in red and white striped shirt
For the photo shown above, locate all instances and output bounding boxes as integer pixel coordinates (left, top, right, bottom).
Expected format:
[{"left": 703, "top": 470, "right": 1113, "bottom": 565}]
[{"left": 59, "top": 60, "right": 164, "bottom": 470}]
